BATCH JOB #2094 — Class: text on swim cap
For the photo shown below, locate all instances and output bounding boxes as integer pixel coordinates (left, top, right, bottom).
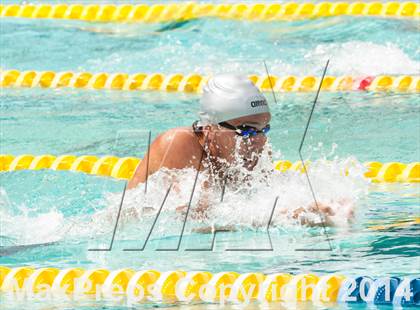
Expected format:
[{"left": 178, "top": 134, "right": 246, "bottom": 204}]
[{"left": 250, "top": 99, "right": 268, "bottom": 108}]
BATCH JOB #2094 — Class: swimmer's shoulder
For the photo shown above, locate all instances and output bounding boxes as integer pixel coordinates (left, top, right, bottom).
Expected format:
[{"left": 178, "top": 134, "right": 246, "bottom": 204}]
[
  {"left": 152, "top": 127, "right": 203, "bottom": 169},
  {"left": 155, "top": 127, "right": 198, "bottom": 149}
]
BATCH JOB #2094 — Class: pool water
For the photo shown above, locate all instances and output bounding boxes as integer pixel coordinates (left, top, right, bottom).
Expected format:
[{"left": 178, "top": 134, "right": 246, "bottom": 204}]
[{"left": 1, "top": 4, "right": 419, "bottom": 309}]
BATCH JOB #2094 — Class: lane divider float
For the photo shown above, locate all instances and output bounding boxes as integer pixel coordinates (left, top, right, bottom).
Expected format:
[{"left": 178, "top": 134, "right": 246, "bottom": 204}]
[
  {"left": 0, "top": 2, "right": 419, "bottom": 22},
  {"left": 368, "top": 218, "right": 420, "bottom": 230},
  {"left": 0, "top": 154, "right": 418, "bottom": 183},
  {"left": 1, "top": 70, "right": 419, "bottom": 93},
  {"left": 0, "top": 267, "right": 419, "bottom": 305}
]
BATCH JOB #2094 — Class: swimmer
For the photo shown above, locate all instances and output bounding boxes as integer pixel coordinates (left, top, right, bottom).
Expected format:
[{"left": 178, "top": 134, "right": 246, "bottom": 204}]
[
  {"left": 128, "top": 73, "right": 343, "bottom": 225},
  {"left": 128, "top": 73, "right": 271, "bottom": 189}
]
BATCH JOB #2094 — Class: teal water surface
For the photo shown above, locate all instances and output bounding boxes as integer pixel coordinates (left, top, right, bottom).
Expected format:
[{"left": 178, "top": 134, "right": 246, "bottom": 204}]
[{"left": 1, "top": 7, "right": 419, "bottom": 309}]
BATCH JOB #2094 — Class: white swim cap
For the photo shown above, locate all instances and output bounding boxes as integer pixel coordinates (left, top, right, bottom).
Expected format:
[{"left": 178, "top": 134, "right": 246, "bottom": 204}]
[{"left": 198, "top": 73, "right": 270, "bottom": 125}]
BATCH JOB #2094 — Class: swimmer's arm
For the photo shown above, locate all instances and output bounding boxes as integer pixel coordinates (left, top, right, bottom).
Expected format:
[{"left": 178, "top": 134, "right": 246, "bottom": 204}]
[{"left": 192, "top": 225, "right": 237, "bottom": 234}]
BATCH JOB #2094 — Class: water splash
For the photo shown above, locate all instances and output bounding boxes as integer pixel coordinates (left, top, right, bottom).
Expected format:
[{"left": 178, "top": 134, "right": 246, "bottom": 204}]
[
  {"left": 97, "top": 142, "right": 368, "bottom": 239},
  {"left": 0, "top": 142, "right": 369, "bottom": 247},
  {"left": 305, "top": 41, "right": 420, "bottom": 76}
]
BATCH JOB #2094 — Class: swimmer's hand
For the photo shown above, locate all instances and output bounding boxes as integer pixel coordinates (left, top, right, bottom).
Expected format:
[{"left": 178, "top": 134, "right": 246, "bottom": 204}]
[
  {"left": 292, "top": 202, "right": 335, "bottom": 226},
  {"left": 176, "top": 202, "right": 209, "bottom": 221}
]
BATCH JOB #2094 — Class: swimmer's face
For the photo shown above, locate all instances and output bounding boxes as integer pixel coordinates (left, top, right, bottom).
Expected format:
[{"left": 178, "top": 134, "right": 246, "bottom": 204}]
[{"left": 209, "top": 112, "right": 271, "bottom": 167}]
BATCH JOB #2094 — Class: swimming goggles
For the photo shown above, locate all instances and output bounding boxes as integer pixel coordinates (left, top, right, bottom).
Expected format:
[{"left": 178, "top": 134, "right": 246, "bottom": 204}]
[{"left": 218, "top": 122, "right": 270, "bottom": 137}]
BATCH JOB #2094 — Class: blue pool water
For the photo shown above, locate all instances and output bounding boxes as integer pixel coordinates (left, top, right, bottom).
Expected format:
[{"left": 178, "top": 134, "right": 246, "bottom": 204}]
[{"left": 1, "top": 4, "right": 419, "bottom": 309}]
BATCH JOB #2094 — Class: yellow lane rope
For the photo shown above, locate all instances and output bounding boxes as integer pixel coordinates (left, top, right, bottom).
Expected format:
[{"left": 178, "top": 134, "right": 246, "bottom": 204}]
[
  {"left": 1, "top": 70, "right": 419, "bottom": 93},
  {"left": 1, "top": 154, "right": 418, "bottom": 183},
  {"left": 368, "top": 218, "right": 420, "bottom": 230},
  {"left": 0, "top": 2, "right": 418, "bottom": 22}
]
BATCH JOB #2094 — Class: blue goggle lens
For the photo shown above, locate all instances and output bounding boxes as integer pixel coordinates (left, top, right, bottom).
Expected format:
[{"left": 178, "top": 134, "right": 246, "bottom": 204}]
[
  {"left": 218, "top": 122, "right": 270, "bottom": 137},
  {"left": 238, "top": 125, "right": 270, "bottom": 137}
]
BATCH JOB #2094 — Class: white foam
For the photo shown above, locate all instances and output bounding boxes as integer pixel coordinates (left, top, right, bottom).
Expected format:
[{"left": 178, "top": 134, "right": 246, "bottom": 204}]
[
  {"left": 0, "top": 207, "right": 66, "bottom": 245},
  {"left": 198, "top": 41, "right": 419, "bottom": 77},
  {"left": 96, "top": 143, "right": 368, "bottom": 238},
  {"left": 305, "top": 41, "right": 419, "bottom": 76}
]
